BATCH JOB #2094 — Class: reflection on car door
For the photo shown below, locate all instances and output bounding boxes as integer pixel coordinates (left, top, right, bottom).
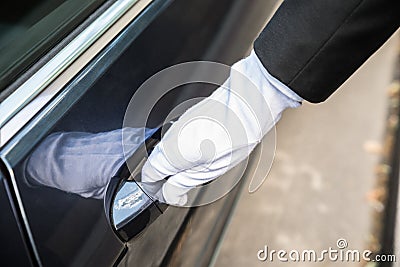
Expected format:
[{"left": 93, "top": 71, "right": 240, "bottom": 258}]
[{"left": 0, "top": 164, "right": 34, "bottom": 266}]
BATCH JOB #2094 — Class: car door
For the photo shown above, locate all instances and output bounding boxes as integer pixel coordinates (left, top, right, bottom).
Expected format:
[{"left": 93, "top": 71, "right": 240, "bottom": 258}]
[
  {"left": 0, "top": 0, "right": 278, "bottom": 266},
  {"left": 0, "top": 165, "right": 33, "bottom": 266},
  {"left": 0, "top": 0, "right": 175, "bottom": 266}
]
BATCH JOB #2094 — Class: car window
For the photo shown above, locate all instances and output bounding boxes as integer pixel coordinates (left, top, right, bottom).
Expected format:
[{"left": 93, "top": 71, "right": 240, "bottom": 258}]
[{"left": 0, "top": 0, "right": 106, "bottom": 92}]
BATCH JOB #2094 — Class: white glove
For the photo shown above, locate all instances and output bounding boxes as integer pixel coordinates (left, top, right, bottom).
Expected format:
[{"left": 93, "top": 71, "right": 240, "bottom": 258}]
[
  {"left": 141, "top": 49, "right": 302, "bottom": 206},
  {"left": 25, "top": 128, "right": 156, "bottom": 199}
]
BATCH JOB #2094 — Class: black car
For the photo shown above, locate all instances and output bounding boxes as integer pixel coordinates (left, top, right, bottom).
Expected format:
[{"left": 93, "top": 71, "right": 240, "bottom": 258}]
[{"left": 0, "top": 0, "right": 278, "bottom": 266}]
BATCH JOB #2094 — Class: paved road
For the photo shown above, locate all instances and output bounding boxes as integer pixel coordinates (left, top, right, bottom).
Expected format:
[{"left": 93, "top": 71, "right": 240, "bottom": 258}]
[{"left": 214, "top": 32, "right": 399, "bottom": 267}]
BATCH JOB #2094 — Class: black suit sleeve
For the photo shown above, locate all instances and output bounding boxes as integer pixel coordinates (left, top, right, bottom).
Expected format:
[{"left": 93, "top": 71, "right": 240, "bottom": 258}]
[{"left": 254, "top": 0, "right": 400, "bottom": 103}]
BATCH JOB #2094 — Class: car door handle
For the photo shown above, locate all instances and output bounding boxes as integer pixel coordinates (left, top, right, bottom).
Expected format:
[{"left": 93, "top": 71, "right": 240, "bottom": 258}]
[{"left": 104, "top": 123, "right": 170, "bottom": 242}]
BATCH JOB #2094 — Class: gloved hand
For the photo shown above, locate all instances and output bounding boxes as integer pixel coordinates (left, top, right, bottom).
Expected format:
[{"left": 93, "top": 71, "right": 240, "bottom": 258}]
[
  {"left": 25, "top": 127, "right": 156, "bottom": 199},
  {"left": 141, "top": 49, "right": 302, "bottom": 206}
]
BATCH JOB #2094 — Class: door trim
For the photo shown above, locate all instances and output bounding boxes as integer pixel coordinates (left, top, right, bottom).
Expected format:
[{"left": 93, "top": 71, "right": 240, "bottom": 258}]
[{"left": 0, "top": 0, "right": 153, "bottom": 148}]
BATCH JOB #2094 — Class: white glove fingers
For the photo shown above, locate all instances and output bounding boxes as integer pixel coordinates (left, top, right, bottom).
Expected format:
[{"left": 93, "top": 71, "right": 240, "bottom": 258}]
[
  {"left": 141, "top": 144, "right": 179, "bottom": 183},
  {"left": 161, "top": 174, "right": 192, "bottom": 205}
]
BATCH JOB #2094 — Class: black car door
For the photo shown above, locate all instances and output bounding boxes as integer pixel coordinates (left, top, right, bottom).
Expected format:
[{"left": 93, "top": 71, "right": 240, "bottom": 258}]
[
  {"left": 0, "top": 1, "right": 173, "bottom": 266},
  {"left": 0, "top": 0, "right": 278, "bottom": 266},
  {"left": 0, "top": 163, "right": 35, "bottom": 266},
  {"left": 0, "top": 0, "right": 195, "bottom": 265}
]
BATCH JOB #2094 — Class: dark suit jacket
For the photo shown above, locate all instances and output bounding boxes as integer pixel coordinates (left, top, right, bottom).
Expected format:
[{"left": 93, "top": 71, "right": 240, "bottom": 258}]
[{"left": 254, "top": 0, "right": 400, "bottom": 103}]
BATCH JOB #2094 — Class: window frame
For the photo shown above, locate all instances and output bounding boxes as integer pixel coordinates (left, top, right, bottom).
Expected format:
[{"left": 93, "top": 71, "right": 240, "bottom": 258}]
[{"left": 0, "top": 0, "right": 155, "bottom": 149}]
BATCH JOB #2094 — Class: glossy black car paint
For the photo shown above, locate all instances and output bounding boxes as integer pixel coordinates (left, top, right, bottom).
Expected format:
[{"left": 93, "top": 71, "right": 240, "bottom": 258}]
[
  {"left": 0, "top": 0, "right": 278, "bottom": 266},
  {"left": 0, "top": 167, "right": 32, "bottom": 266}
]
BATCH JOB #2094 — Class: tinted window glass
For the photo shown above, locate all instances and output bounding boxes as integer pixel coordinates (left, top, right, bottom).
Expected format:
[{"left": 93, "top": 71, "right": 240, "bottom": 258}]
[{"left": 0, "top": 0, "right": 105, "bottom": 92}]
